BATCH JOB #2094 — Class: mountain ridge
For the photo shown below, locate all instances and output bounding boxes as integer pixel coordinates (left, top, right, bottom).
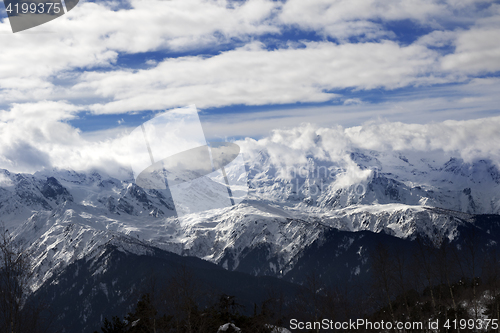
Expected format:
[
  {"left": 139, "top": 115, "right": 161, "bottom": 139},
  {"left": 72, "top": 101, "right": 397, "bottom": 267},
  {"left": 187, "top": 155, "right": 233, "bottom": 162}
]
[{"left": 1, "top": 146, "right": 498, "bottom": 291}]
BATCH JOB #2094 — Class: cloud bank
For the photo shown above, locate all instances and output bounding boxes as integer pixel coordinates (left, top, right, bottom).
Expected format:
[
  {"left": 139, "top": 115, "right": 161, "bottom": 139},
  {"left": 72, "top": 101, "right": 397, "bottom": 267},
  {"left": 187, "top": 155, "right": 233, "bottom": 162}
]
[{"left": 1, "top": 107, "right": 499, "bottom": 179}]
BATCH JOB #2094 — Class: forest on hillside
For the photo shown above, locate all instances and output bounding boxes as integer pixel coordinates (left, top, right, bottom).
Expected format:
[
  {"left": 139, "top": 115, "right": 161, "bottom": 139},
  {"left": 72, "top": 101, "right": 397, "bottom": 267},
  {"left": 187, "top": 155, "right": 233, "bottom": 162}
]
[{"left": 2, "top": 224, "right": 500, "bottom": 333}]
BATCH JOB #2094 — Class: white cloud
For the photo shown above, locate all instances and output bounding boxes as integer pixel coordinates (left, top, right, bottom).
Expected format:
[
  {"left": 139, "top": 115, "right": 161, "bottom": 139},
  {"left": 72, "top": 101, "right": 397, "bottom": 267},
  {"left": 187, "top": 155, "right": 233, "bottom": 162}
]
[
  {"left": 441, "top": 5, "right": 500, "bottom": 74},
  {"left": 278, "top": 0, "right": 445, "bottom": 40},
  {"left": 344, "top": 116, "right": 500, "bottom": 165},
  {"left": 0, "top": 0, "right": 499, "bottom": 116},
  {"left": 199, "top": 77, "right": 500, "bottom": 139},
  {"left": 415, "top": 30, "right": 457, "bottom": 48},
  {"left": 0, "top": 173, "right": 14, "bottom": 187},
  {"left": 0, "top": 101, "right": 81, "bottom": 172},
  {"left": 278, "top": 0, "right": 497, "bottom": 41},
  {"left": 75, "top": 40, "right": 444, "bottom": 114},
  {"left": 238, "top": 115, "right": 500, "bottom": 181},
  {"left": 0, "top": 0, "right": 279, "bottom": 104},
  {"left": 0, "top": 96, "right": 499, "bottom": 178},
  {"left": 343, "top": 98, "right": 364, "bottom": 106}
]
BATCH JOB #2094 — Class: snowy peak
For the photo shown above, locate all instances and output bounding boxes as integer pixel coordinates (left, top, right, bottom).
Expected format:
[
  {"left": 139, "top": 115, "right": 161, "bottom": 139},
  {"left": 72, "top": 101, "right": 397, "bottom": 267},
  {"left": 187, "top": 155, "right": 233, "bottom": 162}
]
[
  {"left": 1, "top": 141, "right": 499, "bottom": 292},
  {"left": 39, "top": 176, "right": 73, "bottom": 205},
  {"left": 242, "top": 145, "right": 500, "bottom": 215}
]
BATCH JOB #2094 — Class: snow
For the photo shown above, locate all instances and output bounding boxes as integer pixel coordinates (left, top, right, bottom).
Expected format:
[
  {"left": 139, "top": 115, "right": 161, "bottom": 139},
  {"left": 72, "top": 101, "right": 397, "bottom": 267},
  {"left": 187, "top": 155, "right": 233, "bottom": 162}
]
[
  {"left": 100, "top": 283, "right": 108, "bottom": 299},
  {"left": 0, "top": 146, "right": 498, "bottom": 291},
  {"left": 217, "top": 323, "right": 241, "bottom": 332},
  {"left": 265, "top": 325, "right": 292, "bottom": 333}
]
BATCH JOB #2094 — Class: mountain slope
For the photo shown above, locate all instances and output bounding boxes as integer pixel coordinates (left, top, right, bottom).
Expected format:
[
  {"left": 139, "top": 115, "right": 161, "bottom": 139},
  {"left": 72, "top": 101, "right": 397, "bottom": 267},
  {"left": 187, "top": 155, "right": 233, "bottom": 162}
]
[
  {"left": 0, "top": 142, "right": 499, "bottom": 292},
  {"left": 30, "top": 238, "right": 304, "bottom": 333}
]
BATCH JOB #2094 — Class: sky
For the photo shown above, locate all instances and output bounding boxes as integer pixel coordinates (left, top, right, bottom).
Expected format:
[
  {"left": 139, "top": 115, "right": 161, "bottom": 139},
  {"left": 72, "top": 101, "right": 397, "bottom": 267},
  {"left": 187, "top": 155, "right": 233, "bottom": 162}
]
[{"left": 0, "top": 0, "right": 499, "bottom": 175}]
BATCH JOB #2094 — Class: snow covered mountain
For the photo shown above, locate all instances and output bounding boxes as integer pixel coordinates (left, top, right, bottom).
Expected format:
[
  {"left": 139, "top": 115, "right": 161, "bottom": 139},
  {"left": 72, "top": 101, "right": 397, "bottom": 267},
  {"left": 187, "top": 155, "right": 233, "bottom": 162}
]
[
  {"left": 1, "top": 137, "right": 499, "bottom": 293},
  {"left": 1, "top": 120, "right": 500, "bottom": 332}
]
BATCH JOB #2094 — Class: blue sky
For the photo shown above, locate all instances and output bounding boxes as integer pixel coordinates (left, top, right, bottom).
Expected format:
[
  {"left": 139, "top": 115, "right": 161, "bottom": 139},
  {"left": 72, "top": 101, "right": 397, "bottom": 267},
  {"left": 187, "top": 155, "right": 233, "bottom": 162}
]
[{"left": 0, "top": 0, "right": 500, "bottom": 173}]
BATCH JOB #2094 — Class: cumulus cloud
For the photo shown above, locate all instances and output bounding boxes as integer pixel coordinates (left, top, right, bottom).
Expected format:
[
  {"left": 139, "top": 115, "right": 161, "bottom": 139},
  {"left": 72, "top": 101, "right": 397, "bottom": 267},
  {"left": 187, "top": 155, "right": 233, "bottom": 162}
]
[
  {"left": 278, "top": 0, "right": 498, "bottom": 41},
  {"left": 0, "top": 0, "right": 279, "bottom": 105},
  {"left": 441, "top": 5, "right": 500, "bottom": 74},
  {"left": 278, "top": 0, "right": 446, "bottom": 40},
  {"left": 0, "top": 101, "right": 128, "bottom": 174},
  {"left": 237, "top": 115, "right": 500, "bottom": 191},
  {"left": 343, "top": 117, "right": 500, "bottom": 164},
  {"left": 76, "top": 40, "right": 444, "bottom": 114},
  {"left": 239, "top": 115, "right": 500, "bottom": 163},
  {"left": 1, "top": 96, "right": 499, "bottom": 182},
  {"left": 0, "top": 141, "right": 51, "bottom": 172},
  {"left": 0, "top": 173, "right": 14, "bottom": 187},
  {"left": 0, "top": 101, "right": 81, "bottom": 145}
]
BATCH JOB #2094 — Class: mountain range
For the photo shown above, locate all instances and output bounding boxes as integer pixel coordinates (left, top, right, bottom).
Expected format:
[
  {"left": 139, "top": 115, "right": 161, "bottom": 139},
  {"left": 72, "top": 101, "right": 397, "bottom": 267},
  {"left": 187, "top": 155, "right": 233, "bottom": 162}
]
[{"left": 2, "top": 141, "right": 500, "bottom": 332}]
